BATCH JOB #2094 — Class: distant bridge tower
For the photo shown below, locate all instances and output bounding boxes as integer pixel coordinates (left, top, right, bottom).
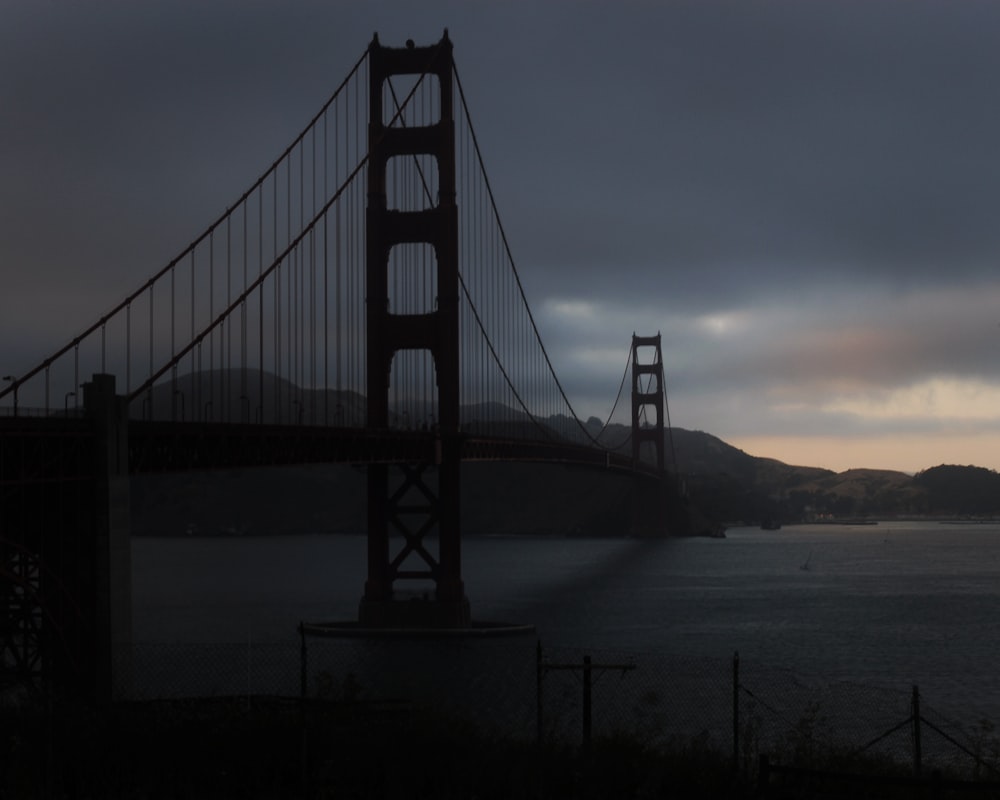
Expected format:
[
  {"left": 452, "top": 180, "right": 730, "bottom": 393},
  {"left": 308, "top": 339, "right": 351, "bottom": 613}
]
[
  {"left": 362, "top": 32, "right": 469, "bottom": 627},
  {"left": 631, "top": 333, "right": 665, "bottom": 471}
]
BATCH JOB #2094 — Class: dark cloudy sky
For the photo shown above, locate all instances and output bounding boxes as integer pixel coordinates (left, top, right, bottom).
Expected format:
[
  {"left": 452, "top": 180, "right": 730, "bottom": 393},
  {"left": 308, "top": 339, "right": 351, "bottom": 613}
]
[{"left": 4, "top": 1, "right": 1000, "bottom": 473}]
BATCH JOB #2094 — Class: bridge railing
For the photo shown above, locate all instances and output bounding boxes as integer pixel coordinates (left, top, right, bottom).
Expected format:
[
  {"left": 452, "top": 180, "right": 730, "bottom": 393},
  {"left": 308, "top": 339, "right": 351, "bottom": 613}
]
[{"left": 0, "top": 406, "right": 84, "bottom": 419}]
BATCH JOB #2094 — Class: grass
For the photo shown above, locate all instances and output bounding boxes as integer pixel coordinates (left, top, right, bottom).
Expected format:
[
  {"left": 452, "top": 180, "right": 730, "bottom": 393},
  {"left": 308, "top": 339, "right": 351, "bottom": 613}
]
[
  {"left": 5, "top": 690, "right": 1000, "bottom": 798},
  {"left": 3, "top": 696, "right": 739, "bottom": 799}
]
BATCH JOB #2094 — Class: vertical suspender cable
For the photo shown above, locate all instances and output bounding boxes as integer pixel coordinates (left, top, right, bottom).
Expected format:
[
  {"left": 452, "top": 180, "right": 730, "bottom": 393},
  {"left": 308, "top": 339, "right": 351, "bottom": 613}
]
[
  {"left": 290, "top": 147, "right": 296, "bottom": 414},
  {"left": 274, "top": 166, "right": 279, "bottom": 417},
  {"left": 259, "top": 184, "right": 265, "bottom": 421},
  {"left": 334, "top": 98, "right": 341, "bottom": 408},
  {"left": 275, "top": 259, "right": 281, "bottom": 421},
  {"left": 148, "top": 284, "right": 154, "bottom": 418},
  {"left": 358, "top": 59, "right": 365, "bottom": 406},
  {"left": 299, "top": 138, "right": 304, "bottom": 401},
  {"left": 311, "top": 125, "right": 317, "bottom": 422},
  {"left": 286, "top": 149, "right": 292, "bottom": 416},
  {"left": 209, "top": 230, "right": 214, "bottom": 420},
  {"left": 323, "top": 111, "right": 328, "bottom": 424},
  {"left": 226, "top": 215, "right": 231, "bottom": 420},
  {"left": 349, "top": 77, "right": 356, "bottom": 403},
  {"left": 345, "top": 96, "right": 352, "bottom": 411},
  {"left": 126, "top": 301, "right": 131, "bottom": 397},
  {"left": 242, "top": 203, "right": 248, "bottom": 418},
  {"left": 190, "top": 250, "right": 195, "bottom": 421},
  {"left": 476, "top": 141, "right": 484, "bottom": 422},
  {"left": 309, "top": 232, "right": 315, "bottom": 421},
  {"left": 170, "top": 265, "right": 176, "bottom": 420}
]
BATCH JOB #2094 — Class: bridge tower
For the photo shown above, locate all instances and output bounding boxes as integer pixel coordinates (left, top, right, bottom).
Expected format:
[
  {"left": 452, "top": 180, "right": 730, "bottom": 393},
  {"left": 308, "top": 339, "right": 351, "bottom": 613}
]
[
  {"left": 630, "top": 334, "right": 674, "bottom": 536},
  {"left": 361, "top": 32, "right": 469, "bottom": 627},
  {"left": 631, "top": 333, "right": 665, "bottom": 470}
]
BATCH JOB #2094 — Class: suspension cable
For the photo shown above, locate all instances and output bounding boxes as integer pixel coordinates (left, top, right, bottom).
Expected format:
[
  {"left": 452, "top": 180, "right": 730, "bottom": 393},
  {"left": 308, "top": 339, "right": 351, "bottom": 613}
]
[
  {"left": 597, "top": 344, "right": 632, "bottom": 439},
  {"left": 454, "top": 62, "right": 624, "bottom": 449},
  {"left": 1, "top": 47, "right": 370, "bottom": 403},
  {"left": 129, "top": 45, "right": 443, "bottom": 403},
  {"left": 386, "top": 77, "right": 559, "bottom": 441}
]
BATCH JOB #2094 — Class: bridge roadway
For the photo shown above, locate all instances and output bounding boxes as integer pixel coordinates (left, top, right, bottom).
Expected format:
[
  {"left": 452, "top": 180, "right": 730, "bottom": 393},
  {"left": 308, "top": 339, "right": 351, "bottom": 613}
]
[
  {"left": 0, "top": 416, "right": 660, "bottom": 479},
  {"left": 131, "top": 421, "right": 658, "bottom": 477}
]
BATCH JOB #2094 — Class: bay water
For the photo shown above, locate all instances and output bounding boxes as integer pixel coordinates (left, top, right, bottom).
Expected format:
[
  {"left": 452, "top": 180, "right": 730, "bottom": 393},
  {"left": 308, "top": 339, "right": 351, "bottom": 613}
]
[{"left": 131, "top": 521, "right": 1000, "bottom": 751}]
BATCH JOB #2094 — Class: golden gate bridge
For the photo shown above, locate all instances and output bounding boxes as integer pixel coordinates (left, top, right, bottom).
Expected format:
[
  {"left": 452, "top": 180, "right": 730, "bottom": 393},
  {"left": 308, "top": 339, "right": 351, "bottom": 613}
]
[{"left": 0, "top": 33, "right": 686, "bottom": 701}]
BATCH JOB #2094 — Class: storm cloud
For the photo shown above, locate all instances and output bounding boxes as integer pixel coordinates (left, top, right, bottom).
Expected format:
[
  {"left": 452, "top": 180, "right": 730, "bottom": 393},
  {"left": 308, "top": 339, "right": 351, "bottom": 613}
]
[{"left": 4, "top": 1, "right": 1000, "bottom": 472}]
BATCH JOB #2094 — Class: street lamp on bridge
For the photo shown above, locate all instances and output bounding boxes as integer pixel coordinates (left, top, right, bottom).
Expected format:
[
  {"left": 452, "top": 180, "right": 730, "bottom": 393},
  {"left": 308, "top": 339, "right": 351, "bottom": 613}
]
[{"left": 64, "top": 391, "right": 76, "bottom": 415}]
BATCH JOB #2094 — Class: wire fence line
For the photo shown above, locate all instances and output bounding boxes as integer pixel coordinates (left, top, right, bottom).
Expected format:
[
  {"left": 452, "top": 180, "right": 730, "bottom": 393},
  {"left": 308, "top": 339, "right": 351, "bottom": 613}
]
[{"left": 107, "top": 637, "right": 1000, "bottom": 780}]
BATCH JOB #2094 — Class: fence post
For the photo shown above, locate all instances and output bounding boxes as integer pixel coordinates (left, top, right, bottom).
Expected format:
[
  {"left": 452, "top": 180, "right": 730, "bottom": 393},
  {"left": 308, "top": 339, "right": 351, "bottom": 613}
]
[
  {"left": 757, "top": 754, "right": 770, "bottom": 795},
  {"left": 912, "top": 685, "right": 922, "bottom": 777},
  {"left": 44, "top": 670, "right": 54, "bottom": 800},
  {"left": 299, "top": 622, "right": 308, "bottom": 793},
  {"left": 733, "top": 650, "right": 740, "bottom": 774},
  {"left": 299, "top": 622, "right": 308, "bottom": 700},
  {"left": 246, "top": 626, "right": 252, "bottom": 711},
  {"left": 536, "top": 640, "right": 543, "bottom": 745},
  {"left": 582, "top": 655, "right": 592, "bottom": 756}
]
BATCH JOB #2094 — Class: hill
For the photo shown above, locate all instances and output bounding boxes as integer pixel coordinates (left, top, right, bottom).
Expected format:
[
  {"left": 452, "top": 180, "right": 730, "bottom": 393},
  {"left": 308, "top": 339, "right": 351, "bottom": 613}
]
[
  {"left": 664, "top": 432, "right": 1000, "bottom": 523},
  {"left": 129, "top": 437, "right": 1000, "bottom": 537},
  {"left": 128, "top": 371, "right": 1000, "bottom": 531},
  {"left": 912, "top": 464, "right": 1000, "bottom": 516}
]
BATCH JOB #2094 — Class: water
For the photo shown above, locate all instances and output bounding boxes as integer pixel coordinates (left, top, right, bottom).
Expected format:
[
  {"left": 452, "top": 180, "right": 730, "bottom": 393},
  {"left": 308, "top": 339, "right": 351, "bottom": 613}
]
[{"left": 131, "top": 522, "right": 1000, "bottom": 751}]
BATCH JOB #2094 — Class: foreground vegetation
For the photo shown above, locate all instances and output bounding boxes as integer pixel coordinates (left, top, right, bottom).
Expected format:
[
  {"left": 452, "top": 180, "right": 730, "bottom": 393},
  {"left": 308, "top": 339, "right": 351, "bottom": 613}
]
[
  {"left": 6, "top": 694, "right": 1000, "bottom": 799},
  {"left": 4, "top": 696, "right": 738, "bottom": 799}
]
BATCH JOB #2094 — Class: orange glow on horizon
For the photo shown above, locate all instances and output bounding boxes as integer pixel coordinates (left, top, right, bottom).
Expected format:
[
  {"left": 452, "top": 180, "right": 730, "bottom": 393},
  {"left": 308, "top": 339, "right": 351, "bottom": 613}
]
[{"left": 724, "top": 432, "right": 1000, "bottom": 475}]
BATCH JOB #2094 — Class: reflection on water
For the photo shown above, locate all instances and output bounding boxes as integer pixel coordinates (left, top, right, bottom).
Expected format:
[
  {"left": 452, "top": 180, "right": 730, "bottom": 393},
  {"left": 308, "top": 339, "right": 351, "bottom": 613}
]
[{"left": 132, "top": 521, "right": 1000, "bottom": 721}]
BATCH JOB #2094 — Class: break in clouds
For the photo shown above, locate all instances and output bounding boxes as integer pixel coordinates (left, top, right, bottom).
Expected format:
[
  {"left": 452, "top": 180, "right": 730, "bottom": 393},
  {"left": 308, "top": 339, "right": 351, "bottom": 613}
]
[{"left": 4, "top": 0, "right": 1000, "bottom": 470}]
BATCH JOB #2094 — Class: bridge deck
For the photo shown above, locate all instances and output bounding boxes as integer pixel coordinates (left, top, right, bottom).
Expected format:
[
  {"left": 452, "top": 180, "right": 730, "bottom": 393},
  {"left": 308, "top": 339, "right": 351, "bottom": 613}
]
[{"left": 0, "top": 416, "right": 659, "bottom": 478}]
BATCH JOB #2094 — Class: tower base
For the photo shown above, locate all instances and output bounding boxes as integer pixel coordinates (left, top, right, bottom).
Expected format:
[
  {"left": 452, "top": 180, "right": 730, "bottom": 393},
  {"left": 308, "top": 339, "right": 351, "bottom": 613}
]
[{"left": 358, "top": 594, "right": 471, "bottom": 629}]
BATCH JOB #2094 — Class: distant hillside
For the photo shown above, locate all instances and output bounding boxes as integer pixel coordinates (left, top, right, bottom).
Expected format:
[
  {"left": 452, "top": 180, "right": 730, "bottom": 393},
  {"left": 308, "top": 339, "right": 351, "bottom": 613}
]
[
  {"left": 663, "top": 430, "right": 1000, "bottom": 523},
  {"left": 128, "top": 371, "right": 1000, "bottom": 530},
  {"left": 129, "top": 436, "right": 1000, "bottom": 536},
  {"left": 912, "top": 465, "right": 1000, "bottom": 516}
]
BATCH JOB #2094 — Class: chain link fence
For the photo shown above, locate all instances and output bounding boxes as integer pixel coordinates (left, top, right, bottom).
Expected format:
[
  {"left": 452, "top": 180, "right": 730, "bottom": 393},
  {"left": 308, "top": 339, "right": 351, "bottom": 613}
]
[
  {"left": 106, "top": 637, "right": 1000, "bottom": 782},
  {"left": 736, "top": 659, "right": 1000, "bottom": 782}
]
